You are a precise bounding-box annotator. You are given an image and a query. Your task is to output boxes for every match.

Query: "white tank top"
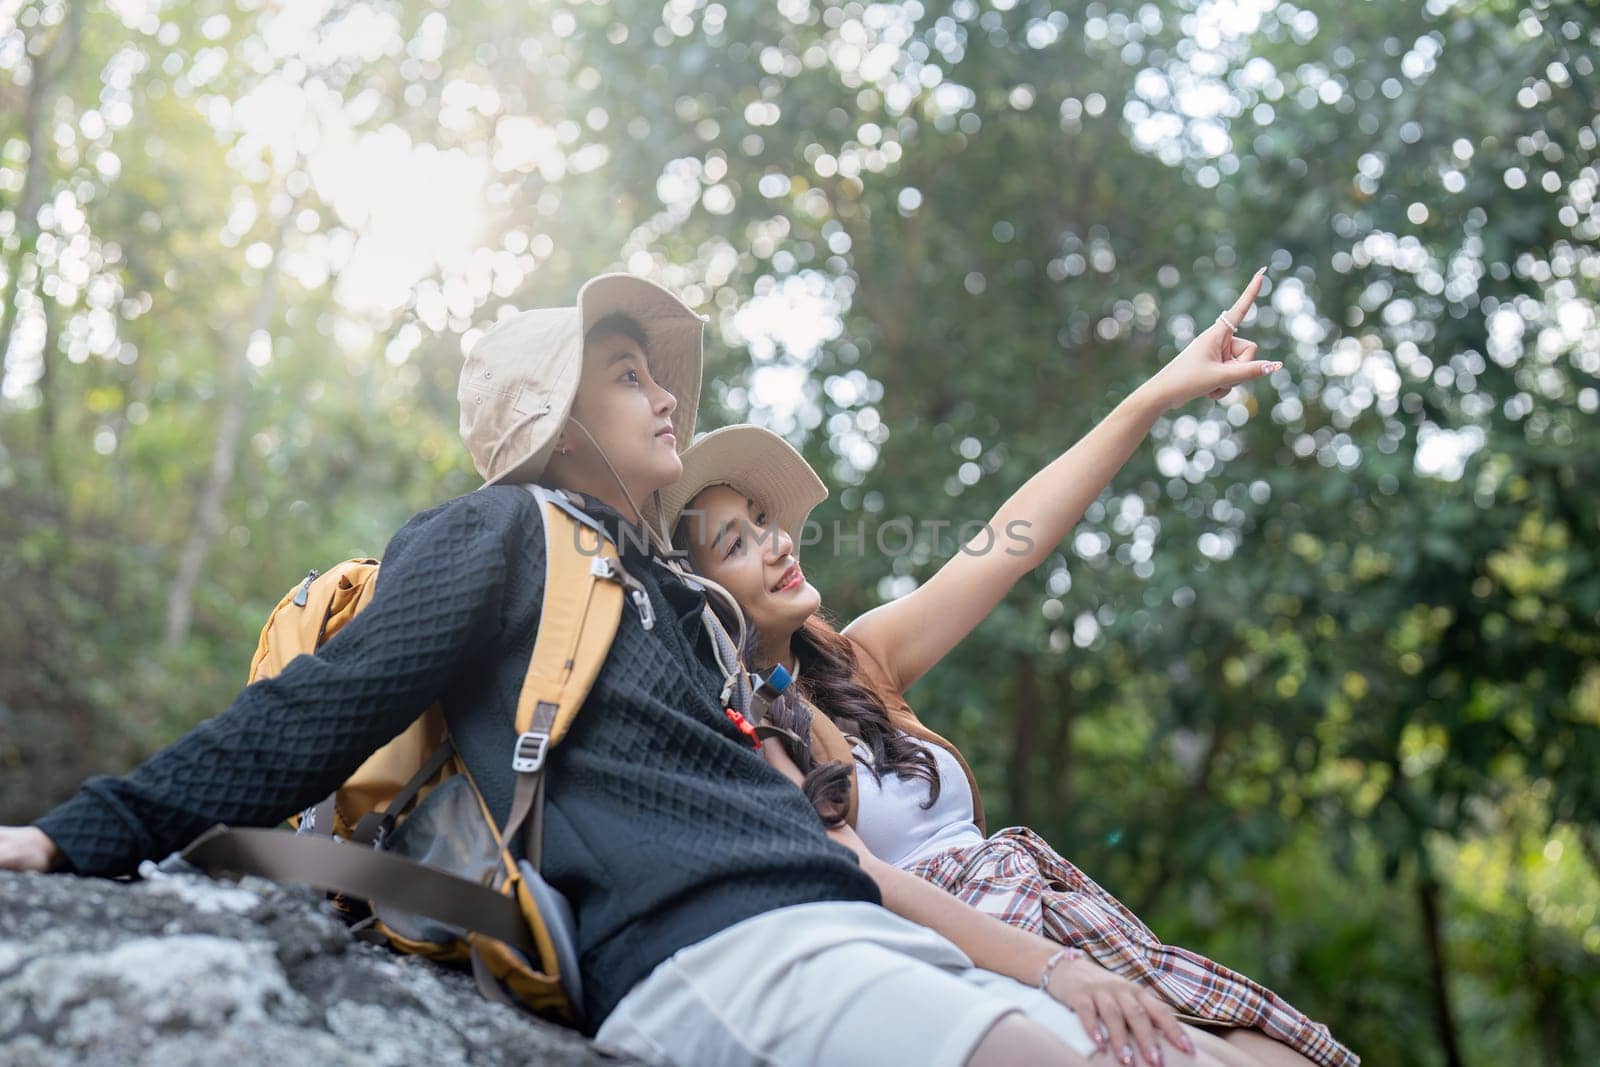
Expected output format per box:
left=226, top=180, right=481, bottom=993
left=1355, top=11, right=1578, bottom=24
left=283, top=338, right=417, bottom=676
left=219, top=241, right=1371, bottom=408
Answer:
left=851, top=737, right=985, bottom=869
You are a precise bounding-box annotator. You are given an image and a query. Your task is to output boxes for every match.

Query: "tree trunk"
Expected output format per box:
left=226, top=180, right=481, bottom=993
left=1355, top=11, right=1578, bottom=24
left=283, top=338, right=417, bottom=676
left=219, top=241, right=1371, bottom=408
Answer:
left=1575, top=824, right=1600, bottom=882
left=1416, top=870, right=1465, bottom=1067
left=1521, top=888, right=1570, bottom=1065
left=1046, top=674, right=1074, bottom=821
left=0, top=1, right=83, bottom=375
left=162, top=214, right=287, bottom=648
left=1006, top=657, right=1041, bottom=827
left=38, top=294, right=60, bottom=491
left=1132, top=722, right=1226, bottom=916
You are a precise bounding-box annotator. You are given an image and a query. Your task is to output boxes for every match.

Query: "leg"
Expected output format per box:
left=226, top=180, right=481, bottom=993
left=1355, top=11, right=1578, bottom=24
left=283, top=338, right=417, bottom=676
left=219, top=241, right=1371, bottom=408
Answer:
left=1220, top=1029, right=1319, bottom=1066
left=1149, top=1026, right=1259, bottom=1067
left=965, top=1013, right=1249, bottom=1067
left=956, top=968, right=1255, bottom=1067
left=596, top=900, right=1095, bottom=1067
left=968, top=1013, right=1093, bottom=1067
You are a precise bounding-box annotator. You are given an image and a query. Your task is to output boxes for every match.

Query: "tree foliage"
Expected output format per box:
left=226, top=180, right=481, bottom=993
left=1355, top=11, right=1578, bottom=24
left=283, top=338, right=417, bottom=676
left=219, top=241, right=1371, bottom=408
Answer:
left=3, top=1, right=1597, bottom=1061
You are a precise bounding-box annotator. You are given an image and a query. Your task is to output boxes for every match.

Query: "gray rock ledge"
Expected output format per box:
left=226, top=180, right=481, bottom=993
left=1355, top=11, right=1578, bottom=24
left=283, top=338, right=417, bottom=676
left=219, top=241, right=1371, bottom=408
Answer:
left=0, top=869, right=627, bottom=1067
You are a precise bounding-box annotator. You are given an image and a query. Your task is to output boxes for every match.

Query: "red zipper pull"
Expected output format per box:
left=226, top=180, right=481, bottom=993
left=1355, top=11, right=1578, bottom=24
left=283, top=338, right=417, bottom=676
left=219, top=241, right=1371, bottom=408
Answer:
left=724, top=707, right=762, bottom=750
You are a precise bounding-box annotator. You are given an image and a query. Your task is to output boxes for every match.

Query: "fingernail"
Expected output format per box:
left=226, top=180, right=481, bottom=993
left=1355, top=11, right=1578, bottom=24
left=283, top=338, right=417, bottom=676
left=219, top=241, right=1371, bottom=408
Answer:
left=1148, top=1045, right=1163, bottom=1066
left=1256, top=265, right=1267, bottom=275
left=1121, top=1046, right=1134, bottom=1065
left=1181, top=1035, right=1195, bottom=1054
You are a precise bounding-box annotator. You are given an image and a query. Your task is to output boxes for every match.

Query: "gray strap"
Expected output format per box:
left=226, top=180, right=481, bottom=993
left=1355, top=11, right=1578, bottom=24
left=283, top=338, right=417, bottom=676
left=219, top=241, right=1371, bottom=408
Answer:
left=470, top=944, right=519, bottom=1007
left=311, top=795, right=337, bottom=837
left=523, top=483, right=611, bottom=542
left=181, top=825, right=539, bottom=958
left=503, top=701, right=558, bottom=869
left=352, top=739, right=455, bottom=846
left=755, top=723, right=809, bottom=770
left=524, top=774, right=547, bottom=870
left=703, top=605, right=754, bottom=719
left=755, top=723, right=804, bottom=751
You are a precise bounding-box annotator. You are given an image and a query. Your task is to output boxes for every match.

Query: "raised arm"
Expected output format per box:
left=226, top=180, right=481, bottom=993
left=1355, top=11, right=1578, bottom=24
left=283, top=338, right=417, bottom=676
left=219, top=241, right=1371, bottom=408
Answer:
left=0, top=493, right=521, bottom=877
left=844, top=270, right=1280, bottom=691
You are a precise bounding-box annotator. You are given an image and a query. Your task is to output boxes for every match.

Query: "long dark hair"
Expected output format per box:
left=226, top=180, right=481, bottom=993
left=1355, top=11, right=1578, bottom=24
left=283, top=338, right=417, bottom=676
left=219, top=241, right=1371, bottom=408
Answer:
left=709, top=613, right=846, bottom=826
left=783, top=613, right=940, bottom=806
left=733, top=611, right=941, bottom=823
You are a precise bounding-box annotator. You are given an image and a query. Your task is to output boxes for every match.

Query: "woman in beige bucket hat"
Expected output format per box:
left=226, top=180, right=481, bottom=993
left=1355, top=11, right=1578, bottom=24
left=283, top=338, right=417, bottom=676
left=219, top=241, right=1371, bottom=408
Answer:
left=667, top=271, right=1356, bottom=1067
left=7, top=272, right=1146, bottom=1066
left=458, top=272, right=705, bottom=525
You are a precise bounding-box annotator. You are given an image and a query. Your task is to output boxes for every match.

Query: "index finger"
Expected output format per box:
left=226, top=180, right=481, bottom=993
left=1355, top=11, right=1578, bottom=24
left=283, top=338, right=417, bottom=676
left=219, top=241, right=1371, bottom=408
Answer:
left=1224, top=266, right=1269, bottom=327
left=1145, top=993, right=1193, bottom=1054
left=1095, top=990, right=1132, bottom=1064
left=1115, top=991, right=1161, bottom=1065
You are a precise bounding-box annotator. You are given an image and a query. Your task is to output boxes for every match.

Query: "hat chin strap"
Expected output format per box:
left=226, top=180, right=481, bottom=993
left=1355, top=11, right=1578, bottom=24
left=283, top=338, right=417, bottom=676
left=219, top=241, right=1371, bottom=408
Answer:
left=565, top=417, right=655, bottom=539
left=566, top=417, right=751, bottom=682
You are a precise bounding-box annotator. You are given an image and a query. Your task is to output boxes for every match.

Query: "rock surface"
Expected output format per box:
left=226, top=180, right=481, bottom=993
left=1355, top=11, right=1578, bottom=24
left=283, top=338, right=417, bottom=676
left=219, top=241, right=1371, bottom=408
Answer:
left=0, top=868, right=627, bottom=1066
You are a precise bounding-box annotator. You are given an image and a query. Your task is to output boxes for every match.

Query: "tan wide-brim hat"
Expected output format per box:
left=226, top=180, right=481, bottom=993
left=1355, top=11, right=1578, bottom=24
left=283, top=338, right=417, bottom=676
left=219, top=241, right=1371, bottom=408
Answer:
left=654, top=424, right=828, bottom=550
left=458, top=273, right=706, bottom=486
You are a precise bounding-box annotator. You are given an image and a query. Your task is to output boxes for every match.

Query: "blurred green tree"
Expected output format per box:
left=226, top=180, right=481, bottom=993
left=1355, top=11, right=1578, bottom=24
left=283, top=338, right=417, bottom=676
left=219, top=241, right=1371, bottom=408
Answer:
left=2, top=1, right=1596, bottom=1061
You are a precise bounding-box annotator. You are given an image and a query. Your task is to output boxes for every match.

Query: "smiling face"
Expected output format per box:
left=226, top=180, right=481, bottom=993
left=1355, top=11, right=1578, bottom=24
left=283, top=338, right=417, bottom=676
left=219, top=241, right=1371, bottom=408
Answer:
left=680, top=483, right=820, bottom=659
left=547, top=318, right=682, bottom=508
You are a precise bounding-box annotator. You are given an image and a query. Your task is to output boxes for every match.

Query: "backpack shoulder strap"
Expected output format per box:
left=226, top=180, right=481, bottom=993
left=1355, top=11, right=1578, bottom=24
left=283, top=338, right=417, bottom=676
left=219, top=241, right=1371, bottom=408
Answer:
left=517, top=485, right=628, bottom=748
left=700, top=605, right=750, bottom=713
left=502, top=485, right=628, bottom=865
left=532, top=483, right=610, bottom=538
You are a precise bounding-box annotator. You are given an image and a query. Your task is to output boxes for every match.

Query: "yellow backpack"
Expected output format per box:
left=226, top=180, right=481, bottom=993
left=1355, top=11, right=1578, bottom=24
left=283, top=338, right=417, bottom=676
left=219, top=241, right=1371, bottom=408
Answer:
left=179, top=485, right=691, bottom=1027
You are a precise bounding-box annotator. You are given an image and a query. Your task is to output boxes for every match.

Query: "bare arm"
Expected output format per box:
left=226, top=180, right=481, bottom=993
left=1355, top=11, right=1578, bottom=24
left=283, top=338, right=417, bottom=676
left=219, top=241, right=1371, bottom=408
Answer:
left=845, top=271, right=1280, bottom=691
left=835, top=821, right=1189, bottom=1065
left=2, top=496, right=516, bottom=876
left=0, top=827, right=62, bottom=871
left=760, top=743, right=1192, bottom=1065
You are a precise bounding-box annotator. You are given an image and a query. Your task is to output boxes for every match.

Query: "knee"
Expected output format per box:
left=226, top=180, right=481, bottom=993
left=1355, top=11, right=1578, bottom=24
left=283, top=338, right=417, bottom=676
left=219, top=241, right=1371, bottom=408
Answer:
left=967, top=1013, right=1093, bottom=1066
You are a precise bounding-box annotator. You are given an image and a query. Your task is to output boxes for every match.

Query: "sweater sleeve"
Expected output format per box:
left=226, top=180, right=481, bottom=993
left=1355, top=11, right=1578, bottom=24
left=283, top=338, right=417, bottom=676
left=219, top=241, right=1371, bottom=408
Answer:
left=33, top=494, right=512, bottom=877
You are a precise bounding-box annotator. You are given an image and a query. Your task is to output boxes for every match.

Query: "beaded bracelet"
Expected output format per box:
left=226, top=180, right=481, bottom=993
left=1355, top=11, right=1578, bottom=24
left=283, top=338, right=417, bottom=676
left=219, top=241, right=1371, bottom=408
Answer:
left=1037, top=945, right=1084, bottom=993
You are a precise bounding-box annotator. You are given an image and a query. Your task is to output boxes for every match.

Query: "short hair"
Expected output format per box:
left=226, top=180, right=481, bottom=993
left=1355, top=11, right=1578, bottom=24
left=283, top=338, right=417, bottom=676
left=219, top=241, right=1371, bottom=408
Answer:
left=584, top=312, right=649, bottom=353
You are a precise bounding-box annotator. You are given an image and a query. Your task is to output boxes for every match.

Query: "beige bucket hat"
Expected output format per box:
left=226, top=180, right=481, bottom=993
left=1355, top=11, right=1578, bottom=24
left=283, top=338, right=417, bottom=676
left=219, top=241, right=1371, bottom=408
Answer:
left=655, top=424, right=828, bottom=549
left=458, top=273, right=706, bottom=485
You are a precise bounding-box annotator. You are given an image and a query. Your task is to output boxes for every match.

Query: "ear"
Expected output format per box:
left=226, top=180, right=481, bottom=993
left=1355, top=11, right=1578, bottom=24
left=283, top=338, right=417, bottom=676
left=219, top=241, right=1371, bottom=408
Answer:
left=554, top=419, right=576, bottom=457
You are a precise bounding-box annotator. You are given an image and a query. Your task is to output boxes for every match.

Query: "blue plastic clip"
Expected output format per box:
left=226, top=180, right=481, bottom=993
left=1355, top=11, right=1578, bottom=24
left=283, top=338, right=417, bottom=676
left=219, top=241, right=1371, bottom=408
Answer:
left=761, top=663, right=793, bottom=696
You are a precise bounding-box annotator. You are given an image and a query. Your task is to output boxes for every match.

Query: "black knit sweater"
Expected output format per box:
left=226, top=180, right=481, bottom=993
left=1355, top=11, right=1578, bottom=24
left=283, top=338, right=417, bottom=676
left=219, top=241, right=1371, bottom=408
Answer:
left=34, top=485, right=880, bottom=1027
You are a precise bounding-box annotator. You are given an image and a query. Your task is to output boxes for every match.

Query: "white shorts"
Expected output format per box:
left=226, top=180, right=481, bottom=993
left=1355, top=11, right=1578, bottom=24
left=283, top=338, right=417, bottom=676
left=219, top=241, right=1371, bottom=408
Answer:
left=593, top=900, right=1097, bottom=1067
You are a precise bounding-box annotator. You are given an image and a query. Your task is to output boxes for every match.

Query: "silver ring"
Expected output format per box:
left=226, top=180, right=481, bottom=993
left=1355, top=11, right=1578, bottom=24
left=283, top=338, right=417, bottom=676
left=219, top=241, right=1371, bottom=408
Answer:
left=1215, top=311, right=1239, bottom=334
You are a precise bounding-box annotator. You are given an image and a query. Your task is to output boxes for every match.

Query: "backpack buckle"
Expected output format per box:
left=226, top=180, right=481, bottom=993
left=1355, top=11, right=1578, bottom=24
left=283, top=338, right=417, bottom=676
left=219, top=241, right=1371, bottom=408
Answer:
left=593, top=553, right=654, bottom=630
left=748, top=663, right=794, bottom=729
left=629, top=588, right=655, bottom=631
left=512, top=731, right=550, bottom=774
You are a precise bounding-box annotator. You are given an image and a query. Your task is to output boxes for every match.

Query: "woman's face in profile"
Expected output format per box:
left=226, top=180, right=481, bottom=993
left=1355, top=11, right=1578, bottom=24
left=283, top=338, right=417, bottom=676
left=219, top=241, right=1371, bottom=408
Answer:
left=682, top=484, right=820, bottom=647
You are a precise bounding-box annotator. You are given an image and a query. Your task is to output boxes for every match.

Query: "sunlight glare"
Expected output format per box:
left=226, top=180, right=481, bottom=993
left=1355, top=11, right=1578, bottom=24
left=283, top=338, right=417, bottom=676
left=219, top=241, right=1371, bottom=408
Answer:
left=310, top=127, right=490, bottom=315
